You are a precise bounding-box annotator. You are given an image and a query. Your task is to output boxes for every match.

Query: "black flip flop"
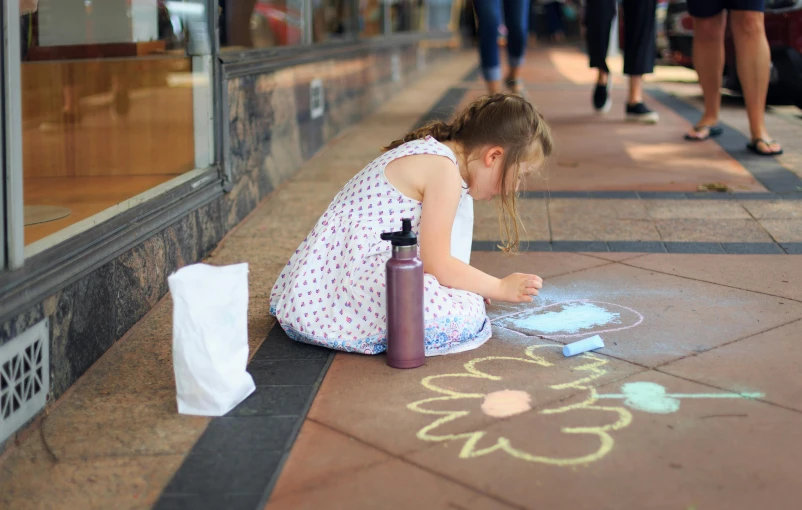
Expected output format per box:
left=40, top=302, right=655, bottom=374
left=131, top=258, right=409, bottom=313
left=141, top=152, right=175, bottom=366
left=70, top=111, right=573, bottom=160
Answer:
left=684, top=124, right=723, bottom=141
left=746, top=138, right=784, bottom=156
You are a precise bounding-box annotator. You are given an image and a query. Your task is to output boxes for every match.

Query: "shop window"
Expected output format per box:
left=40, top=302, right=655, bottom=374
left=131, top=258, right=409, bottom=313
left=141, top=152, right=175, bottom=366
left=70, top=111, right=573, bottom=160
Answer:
left=218, top=0, right=358, bottom=50
left=313, top=1, right=358, bottom=43
left=388, top=0, right=424, bottom=33
left=357, top=0, right=427, bottom=37
left=219, top=0, right=304, bottom=48
left=359, top=0, right=384, bottom=36
left=427, top=0, right=453, bottom=32
left=15, top=0, right=215, bottom=256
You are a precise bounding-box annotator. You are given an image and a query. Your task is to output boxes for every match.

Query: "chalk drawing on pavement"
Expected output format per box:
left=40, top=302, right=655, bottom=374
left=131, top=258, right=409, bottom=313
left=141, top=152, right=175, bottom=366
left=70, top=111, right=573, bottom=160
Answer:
left=408, top=300, right=763, bottom=466
left=494, top=300, right=644, bottom=339
left=406, top=344, right=633, bottom=466
left=597, top=381, right=764, bottom=414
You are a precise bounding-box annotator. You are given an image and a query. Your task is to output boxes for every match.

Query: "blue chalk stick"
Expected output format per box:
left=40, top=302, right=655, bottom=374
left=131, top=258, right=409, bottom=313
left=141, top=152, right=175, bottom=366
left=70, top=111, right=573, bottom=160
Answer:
left=563, top=335, right=605, bottom=357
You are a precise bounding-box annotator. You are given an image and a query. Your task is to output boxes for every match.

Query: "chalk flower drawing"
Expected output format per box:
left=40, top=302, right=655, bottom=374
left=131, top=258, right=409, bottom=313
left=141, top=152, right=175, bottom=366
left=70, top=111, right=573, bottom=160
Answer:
left=406, top=344, right=633, bottom=466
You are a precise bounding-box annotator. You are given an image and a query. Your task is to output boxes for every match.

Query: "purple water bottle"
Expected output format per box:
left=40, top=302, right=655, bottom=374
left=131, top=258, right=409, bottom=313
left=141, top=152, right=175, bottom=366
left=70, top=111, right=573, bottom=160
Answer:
left=380, top=218, right=425, bottom=369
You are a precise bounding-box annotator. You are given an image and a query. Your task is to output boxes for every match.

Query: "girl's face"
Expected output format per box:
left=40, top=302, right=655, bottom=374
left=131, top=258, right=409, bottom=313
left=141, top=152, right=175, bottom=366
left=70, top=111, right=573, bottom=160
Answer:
left=466, top=144, right=543, bottom=201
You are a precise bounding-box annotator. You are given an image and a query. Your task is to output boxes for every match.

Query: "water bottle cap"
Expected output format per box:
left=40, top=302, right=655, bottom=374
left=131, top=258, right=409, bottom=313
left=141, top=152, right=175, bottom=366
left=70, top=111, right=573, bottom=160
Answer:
left=380, top=218, right=418, bottom=247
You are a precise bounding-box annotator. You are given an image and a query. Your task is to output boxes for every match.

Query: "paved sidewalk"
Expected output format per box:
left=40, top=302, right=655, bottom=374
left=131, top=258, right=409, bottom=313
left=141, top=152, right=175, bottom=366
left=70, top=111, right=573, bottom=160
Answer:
left=1, top=47, right=801, bottom=510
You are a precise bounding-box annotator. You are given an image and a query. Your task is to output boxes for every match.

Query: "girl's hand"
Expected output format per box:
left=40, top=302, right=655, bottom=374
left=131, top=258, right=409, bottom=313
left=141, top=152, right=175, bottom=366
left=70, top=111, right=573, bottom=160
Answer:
left=498, top=273, right=543, bottom=303
left=484, top=297, right=492, bottom=306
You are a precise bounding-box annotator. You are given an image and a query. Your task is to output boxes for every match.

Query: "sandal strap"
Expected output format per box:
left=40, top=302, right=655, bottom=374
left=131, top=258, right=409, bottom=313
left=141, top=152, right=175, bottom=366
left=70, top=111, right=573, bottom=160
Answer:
left=753, top=138, right=777, bottom=146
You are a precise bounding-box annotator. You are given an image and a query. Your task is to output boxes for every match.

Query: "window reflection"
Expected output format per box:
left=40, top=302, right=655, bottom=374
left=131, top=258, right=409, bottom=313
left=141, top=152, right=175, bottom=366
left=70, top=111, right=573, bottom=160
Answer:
left=313, top=1, right=356, bottom=43
left=359, top=0, right=384, bottom=36
left=428, top=0, right=453, bottom=32
left=19, top=0, right=211, bottom=250
left=219, top=0, right=357, bottom=49
left=388, top=0, right=423, bottom=33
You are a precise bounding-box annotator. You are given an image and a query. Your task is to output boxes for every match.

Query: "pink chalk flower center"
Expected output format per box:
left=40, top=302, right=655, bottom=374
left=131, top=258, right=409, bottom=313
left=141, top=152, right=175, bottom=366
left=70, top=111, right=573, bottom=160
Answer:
left=481, top=389, right=532, bottom=418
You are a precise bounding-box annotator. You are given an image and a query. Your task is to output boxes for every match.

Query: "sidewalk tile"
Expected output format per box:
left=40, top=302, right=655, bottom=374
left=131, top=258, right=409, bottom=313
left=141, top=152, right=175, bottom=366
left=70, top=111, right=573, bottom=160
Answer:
left=625, top=253, right=802, bottom=300
left=0, top=437, right=185, bottom=510
left=655, top=219, right=773, bottom=243
left=473, top=199, right=550, bottom=241
left=646, top=200, right=751, bottom=219
left=551, top=216, right=660, bottom=241
left=548, top=199, right=649, bottom=220
left=270, top=421, right=390, bottom=500
left=405, top=371, right=802, bottom=510
left=759, top=219, right=802, bottom=242
left=39, top=388, right=208, bottom=460
left=491, top=262, right=802, bottom=367
left=306, top=331, right=643, bottom=458
left=471, top=251, right=610, bottom=280
left=661, top=319, right=802, bottom=412
left=742, top=200, right=802, bottom=219
left=266, top=458, right=510, bottom=510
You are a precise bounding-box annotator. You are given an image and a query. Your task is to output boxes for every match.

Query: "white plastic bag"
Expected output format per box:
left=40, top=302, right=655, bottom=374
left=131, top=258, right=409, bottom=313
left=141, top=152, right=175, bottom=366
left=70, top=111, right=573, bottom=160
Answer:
left=167, top=263, right=255, bottom=416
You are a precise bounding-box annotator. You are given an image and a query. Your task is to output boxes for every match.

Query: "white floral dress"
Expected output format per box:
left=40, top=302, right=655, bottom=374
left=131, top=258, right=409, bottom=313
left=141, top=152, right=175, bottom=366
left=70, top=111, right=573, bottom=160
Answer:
left=269, top=136, right=492, bottom=356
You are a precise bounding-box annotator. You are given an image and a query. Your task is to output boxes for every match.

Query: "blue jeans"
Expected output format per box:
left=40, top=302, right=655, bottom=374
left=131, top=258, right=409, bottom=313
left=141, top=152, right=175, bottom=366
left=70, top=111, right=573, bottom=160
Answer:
left=474, top=0, right=531, bottom=82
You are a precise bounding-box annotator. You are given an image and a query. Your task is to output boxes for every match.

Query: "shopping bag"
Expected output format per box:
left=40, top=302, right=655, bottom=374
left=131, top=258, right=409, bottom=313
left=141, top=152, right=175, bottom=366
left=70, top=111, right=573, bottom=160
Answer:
left=167, top=263, right=255, bottom=416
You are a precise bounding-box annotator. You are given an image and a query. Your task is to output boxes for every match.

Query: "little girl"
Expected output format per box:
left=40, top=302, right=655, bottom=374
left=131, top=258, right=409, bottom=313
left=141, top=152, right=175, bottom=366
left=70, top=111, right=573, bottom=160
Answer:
left=270, top=93, right=554, bottom=356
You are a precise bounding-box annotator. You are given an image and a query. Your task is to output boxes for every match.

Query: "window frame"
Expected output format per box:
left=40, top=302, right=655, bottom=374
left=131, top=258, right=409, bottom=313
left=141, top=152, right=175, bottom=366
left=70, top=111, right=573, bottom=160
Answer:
left=0, top=0, right=226, bottom=321
left=3, top=0, right=24, bottom=271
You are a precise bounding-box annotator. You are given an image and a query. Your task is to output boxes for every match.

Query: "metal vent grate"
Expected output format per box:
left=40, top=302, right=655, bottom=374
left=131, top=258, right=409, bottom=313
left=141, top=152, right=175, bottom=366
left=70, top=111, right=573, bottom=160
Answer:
left=310, top=79, right=324, bottom=120
left=0, top=319, right=49, bottom=444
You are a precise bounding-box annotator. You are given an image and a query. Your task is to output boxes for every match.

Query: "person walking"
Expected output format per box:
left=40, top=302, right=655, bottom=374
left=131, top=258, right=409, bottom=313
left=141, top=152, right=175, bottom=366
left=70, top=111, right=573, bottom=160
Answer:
left=585, top=0, right=660, bottom=123
left=541, top=0, right=566, bottom=43
left=683, top=0, right=782, bottom=156
left=474, top=0, right=532, bottom=94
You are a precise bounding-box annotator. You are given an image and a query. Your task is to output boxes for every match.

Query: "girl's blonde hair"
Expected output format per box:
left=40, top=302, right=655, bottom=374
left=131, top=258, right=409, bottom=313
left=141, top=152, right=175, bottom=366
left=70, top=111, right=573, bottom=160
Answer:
left=383, top=93, right=553, bottom=253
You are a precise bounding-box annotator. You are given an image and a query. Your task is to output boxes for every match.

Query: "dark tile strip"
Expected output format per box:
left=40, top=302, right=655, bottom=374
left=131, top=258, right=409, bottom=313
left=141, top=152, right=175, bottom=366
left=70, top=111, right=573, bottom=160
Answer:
left=684, top=192, right=734, bottom=201
left=647, top=88, right=802, bottom=194
left=720, top=242, right=786, bottom=255
left=519, top=241, right=553, bottom=252
left=781, top=243, right=802, bottom=254
left=590, top=191, right=640, bottom=199
left=606, top=241, right=667, bottom=253
left=413, top=87, right=468, bottom=128
left=664, top=242, right=725, bottom=254
left=550, top=241, right=610, bottom=252
left=462, top=66, right=481, bottom=83
left=473, top=240, right=795, bottom=254
left=154, top=327, right=335, bottom=510
left=472, top=240, right=503, bottom=252
left=637, top=191, right=696, bottom=200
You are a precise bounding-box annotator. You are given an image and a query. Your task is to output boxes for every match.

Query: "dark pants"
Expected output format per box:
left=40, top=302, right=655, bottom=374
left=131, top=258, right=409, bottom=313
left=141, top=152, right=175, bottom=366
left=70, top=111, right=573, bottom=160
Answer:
left=585, top=0, right=657, bottom=76
left=474, top=0, right=531, bottom=82
left=687, top=0, right=764, bottom=18
left=544, top=2, right=564, bottom=36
